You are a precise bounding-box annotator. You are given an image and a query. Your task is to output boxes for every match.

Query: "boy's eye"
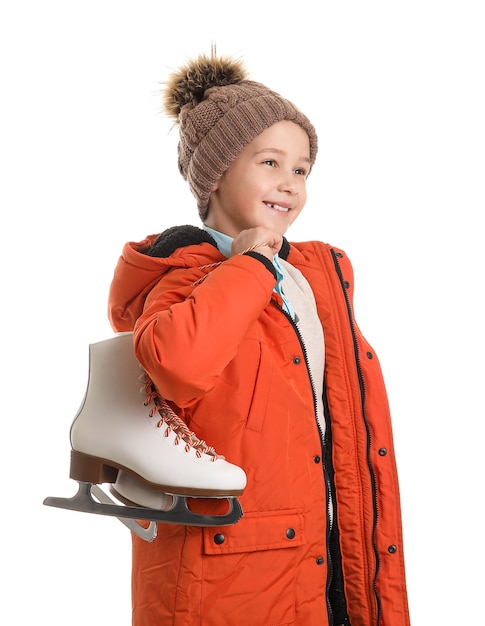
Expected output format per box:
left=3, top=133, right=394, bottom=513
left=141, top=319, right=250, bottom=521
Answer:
left=263, top=159, right=276, bottom=167
left=294, top=168, right=307, bottom=176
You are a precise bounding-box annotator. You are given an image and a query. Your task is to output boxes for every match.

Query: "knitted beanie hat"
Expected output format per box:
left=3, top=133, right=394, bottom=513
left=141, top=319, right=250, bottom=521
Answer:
left=163, top=53, right=318, bottom=220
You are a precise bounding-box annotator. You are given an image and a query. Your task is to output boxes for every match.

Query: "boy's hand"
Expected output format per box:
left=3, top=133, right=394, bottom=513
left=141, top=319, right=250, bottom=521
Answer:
left=231, top=228, right=283, bottom=260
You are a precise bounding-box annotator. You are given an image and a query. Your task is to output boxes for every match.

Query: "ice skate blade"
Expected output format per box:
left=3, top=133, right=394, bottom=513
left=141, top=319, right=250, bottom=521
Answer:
left=43, top=482, right=243, bottom=527
left=90, top=485, right=158, bottom=542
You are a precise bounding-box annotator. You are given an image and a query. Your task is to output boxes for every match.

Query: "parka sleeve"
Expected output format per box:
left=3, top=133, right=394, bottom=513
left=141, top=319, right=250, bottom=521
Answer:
left=133, top=253, right=276, bottom=406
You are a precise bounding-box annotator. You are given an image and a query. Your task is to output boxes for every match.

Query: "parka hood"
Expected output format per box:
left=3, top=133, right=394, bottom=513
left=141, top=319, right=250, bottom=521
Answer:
left=108, top=225, right=220, bottom=332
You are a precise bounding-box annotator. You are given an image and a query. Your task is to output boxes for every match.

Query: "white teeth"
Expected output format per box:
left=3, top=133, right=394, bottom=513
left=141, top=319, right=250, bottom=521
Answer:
left=266, top=202, right=288, bottom=212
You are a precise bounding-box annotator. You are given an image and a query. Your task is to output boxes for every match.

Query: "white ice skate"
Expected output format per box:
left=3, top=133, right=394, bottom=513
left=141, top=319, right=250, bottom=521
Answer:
left=43, top=332, right=246, bottom=541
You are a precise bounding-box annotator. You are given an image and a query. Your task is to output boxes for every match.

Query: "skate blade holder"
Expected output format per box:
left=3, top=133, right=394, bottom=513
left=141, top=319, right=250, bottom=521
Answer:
left=43, top=482, right=243, bottom=542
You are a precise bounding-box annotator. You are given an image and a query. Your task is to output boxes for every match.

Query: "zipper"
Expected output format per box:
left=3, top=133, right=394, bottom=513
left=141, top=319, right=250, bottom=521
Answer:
left=271, top=298, right=335, bottom=625
left=330, top=249, right=382, bottom=626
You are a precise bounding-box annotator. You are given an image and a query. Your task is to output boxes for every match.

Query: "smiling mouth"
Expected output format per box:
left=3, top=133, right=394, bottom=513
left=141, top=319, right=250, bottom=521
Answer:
left=264, top=202, right=289, bottom=213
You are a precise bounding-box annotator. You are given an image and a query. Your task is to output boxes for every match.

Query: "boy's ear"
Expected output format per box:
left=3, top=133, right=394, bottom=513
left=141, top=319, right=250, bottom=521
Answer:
left=211, top=180, right=219, bottom=192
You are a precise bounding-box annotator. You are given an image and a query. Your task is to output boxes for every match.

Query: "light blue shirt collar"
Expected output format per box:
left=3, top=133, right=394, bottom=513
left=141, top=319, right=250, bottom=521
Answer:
left=203, top=226, right=232, bottom=258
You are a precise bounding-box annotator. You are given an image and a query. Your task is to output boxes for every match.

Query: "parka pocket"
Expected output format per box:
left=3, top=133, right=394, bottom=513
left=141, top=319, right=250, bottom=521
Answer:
left=201, top=509, right=305, bottom=626
left=202, top=508, right=305, bottom=555
left=243, top=341, right=273, bottom=433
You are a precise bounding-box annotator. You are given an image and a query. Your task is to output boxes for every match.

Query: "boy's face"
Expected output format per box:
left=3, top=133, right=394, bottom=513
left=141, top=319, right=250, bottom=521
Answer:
left=205, top=121, right=311, bottom=238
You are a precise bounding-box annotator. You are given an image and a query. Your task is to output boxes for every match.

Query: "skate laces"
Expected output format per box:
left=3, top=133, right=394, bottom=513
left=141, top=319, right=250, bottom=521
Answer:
left=193, top=261, right=224, bottom=285
left=193, top=242, right=272, bottom=285
left=140, top=371, right=222, bottom=461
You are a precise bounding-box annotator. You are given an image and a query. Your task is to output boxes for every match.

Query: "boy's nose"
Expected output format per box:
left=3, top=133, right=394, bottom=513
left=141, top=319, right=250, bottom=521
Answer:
left=278, top=172, right=299, bottom=194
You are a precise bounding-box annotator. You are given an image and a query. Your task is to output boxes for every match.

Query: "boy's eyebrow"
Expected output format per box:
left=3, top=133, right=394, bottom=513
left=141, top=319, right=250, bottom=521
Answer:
left=254, top=147, right=312, bottom=164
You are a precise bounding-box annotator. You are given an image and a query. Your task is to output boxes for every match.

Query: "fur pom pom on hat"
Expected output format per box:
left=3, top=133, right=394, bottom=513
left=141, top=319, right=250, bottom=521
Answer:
left=163, top=53, right=318, bottom=220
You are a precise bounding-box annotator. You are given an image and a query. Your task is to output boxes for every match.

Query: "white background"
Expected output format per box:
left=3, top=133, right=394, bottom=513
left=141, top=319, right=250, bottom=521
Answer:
left=1, top=1, right=483, bottom=624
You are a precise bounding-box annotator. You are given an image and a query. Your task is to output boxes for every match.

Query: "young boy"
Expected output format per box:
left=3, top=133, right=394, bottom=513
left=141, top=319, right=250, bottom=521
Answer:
left=108, top=53, right=410, bottom=626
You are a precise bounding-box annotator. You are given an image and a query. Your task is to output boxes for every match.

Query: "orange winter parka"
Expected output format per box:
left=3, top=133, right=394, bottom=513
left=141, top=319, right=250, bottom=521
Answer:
left=108, top=225, right=410, bottom=626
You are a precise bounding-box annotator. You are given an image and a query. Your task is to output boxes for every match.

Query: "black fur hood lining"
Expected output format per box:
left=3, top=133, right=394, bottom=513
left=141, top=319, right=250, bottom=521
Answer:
left=146, top=224, right=290, bottom=261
